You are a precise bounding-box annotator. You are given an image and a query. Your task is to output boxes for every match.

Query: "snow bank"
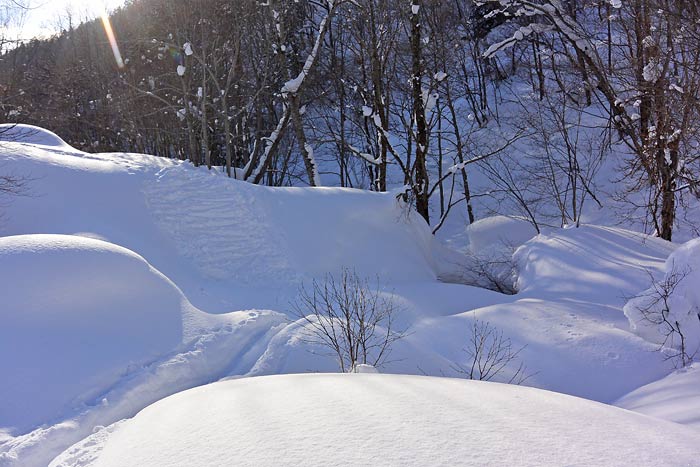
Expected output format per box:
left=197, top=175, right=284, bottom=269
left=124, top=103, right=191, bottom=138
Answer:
left=51, top=374, right=700, bottom=467
left=466, top=215, right=538, bottom=253
left=1, top=137, right=439, bottom=312
left=0, top=124, right=74, bottom=149
left=0, top=235, right=184, bottom=433
left=514, top=225, right=674, bottom=303
left=460, top=215, right=539, bottom=291
left=615, top=363, right=700, bottom=429
left=623, top=238, right=700, bottom=358
left=145, top=164, right=438, bottom=286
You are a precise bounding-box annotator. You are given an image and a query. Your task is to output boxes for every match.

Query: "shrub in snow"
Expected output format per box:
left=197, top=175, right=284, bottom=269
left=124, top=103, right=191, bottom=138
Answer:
left=624, top=238, right=700, bottom=367
left=462, top=216, right=538, bottom=293
left=451, top=319, right=531, bottom=384
left=291, top=268, right=406, bottom=372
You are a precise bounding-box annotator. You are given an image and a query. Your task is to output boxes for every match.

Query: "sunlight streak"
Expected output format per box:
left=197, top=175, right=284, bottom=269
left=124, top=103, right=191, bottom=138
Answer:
left=101, top=12, right=124, bottom=69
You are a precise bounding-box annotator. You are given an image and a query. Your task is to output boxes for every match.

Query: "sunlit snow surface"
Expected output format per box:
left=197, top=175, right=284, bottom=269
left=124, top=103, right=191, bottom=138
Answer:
left=1, top=125, right=699, bottom=466
left=51, top=374, right=700, bottom=467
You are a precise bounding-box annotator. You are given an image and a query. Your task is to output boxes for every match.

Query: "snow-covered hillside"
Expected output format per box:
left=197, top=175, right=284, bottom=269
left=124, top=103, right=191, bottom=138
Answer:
left=1, top=126, right=699, bottom=466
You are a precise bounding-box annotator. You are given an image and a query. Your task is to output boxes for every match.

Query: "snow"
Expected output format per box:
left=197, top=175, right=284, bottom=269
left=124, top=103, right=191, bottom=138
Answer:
left=1, top=126, right=697, bottom=466
left=643, top=60, right=661, bottom=82
left=624, top=237, right=700, bottom=358
left=50, top=374, right=700, bottom=467
left=615, top=363, right=700, bottom=429
left=515, top=225, right=675, bottom=301
left=466, top=215, right=538, bottom=255
left=0, top=124, right=73, bottom=149
left=0, top=234, right=184, bottom=434
left=0, top=137, right=437, bottom=313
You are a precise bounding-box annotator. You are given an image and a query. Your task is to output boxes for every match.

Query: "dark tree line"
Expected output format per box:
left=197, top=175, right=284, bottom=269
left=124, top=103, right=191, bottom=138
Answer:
left=2, top=0, right=700, bottom=239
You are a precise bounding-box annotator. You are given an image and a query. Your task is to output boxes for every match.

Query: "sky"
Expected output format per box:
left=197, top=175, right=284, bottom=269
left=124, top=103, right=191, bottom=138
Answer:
left=9, top=0, right=126, bottom=40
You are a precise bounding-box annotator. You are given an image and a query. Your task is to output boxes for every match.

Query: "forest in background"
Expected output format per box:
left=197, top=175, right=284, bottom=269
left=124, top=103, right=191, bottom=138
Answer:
left=2, top=0, right=700, bottom=240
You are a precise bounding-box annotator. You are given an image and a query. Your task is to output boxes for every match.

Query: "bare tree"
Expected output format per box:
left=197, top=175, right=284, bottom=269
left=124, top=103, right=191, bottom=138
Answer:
left=482, top=0, right=700, bottom=241
left=451, top=319, right=531, bottom=384
left=291, top=268, right=406, bottom=372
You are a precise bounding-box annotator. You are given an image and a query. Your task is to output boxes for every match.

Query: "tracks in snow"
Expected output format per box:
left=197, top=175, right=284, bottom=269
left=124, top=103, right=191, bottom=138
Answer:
left=143, top=166, right=298, bottom=285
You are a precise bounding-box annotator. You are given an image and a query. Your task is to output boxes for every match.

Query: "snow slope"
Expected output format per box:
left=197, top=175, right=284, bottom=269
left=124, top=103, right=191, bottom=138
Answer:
left=615, top=363, right=700, bottom=429
left=0, top=234, right=286, bottom=466
left=250, top=225, right=677, bottom=402
left=1, top=127, right=695, bottom=466
left=0, top=234, right=184, bottom=433
left=0, top=134, right=438, bottom=313
left=51, top=374, right=700, bottom=467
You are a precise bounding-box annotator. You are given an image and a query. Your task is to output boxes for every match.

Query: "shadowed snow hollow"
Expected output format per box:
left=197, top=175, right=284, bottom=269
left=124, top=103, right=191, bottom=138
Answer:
left=0, top=235, right=186, bottom=433
left=51, top=374, right=700, bottom=467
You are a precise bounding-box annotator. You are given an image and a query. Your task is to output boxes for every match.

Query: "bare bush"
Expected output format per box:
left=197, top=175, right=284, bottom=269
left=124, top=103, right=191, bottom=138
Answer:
left=291, top=268, right=406, bottom=372
left=632, top=267, right=699, bottom=368
left=452, top=319, right=531, bottom=384
left=463, top=243, right=518, bottom=295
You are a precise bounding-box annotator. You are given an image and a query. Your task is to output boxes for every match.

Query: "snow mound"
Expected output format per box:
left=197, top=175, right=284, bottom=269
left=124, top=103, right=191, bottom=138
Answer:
left=51, top=374, right=700, bottom=467
left=456, top=215, right=539, bottom=291
left=0, top=234, right=185, bottom=433
left=144, top=164, right=438, bottom=285
left=623, top=237, right=700, bottom=356
left=514, top=225, right=674, bottom=303
left=615, top=363, right=700, bottom=429
left=0, top=124, right=74, bottom=149
left=466, top=215, right=538, bottom=253
left=2, top=137, right=439, bottom=311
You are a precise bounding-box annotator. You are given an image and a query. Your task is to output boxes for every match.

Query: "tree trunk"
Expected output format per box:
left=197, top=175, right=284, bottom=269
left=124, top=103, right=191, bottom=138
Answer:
left=410, top=0, right=430, bottom=224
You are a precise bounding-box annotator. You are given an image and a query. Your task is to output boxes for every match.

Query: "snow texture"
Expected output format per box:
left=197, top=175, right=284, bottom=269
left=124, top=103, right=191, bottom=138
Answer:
left=51, top=374, right=700, bottom=467
left=0, top=127, right=696, bottom=466
left=0, top=124, right=74, bottom=148
left=0, top=235, right=184, bottom=433
left=615, top=363, right=700, bottom=429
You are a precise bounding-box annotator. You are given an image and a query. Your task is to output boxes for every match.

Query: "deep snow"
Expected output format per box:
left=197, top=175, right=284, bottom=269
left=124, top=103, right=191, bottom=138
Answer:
left=615, top=363, right=700, bottom=429
left=0, top=234, right=184, bottom=433
left=1, top=125, right=698, bottom=466
left=50, top=374, right=700, bottom=467
left=624, top=237, right=700, bottom=357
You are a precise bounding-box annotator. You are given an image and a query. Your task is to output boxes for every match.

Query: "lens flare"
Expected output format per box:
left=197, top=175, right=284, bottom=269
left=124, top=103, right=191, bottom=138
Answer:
left=101, top=12, right=124, bottom=69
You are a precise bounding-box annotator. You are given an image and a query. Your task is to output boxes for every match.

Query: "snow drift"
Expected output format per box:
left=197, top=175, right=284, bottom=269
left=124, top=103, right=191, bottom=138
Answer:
left=0, top=124, right=74, bottom=149
left=0, top=234, right=186, bottom=433
left=51, top=374, right=700, bottom=467
left=616, top=363, right=700, bottom=429
left=1, top=126, right=696, bottom=466
left=624, top=237, right=700, bottom=359
left=0, top=136, right=439, bottom=312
